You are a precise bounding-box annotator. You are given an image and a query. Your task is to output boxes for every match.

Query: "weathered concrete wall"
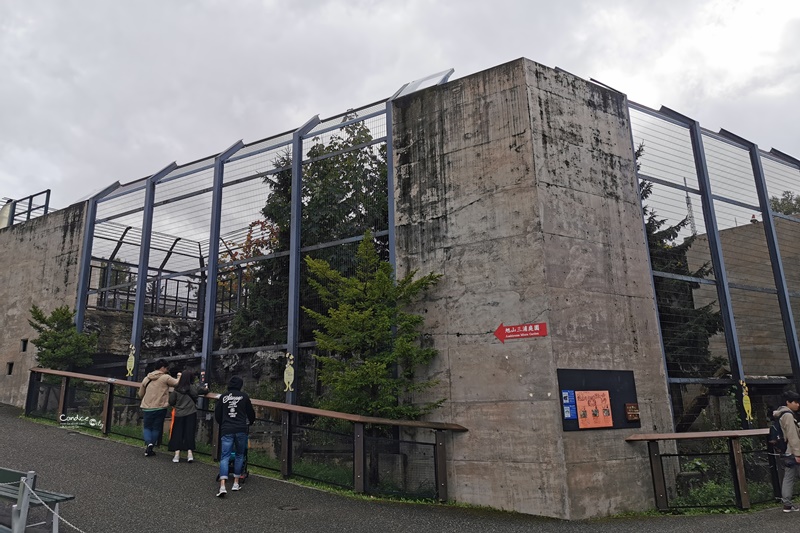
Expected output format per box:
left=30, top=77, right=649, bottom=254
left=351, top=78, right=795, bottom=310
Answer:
left=393, top=58, right=672, bottom=519
left=0, top=204, right=86, bottom=407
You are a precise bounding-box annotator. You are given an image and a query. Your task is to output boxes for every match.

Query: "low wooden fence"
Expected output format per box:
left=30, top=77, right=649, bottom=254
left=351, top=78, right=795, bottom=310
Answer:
left=626, top=429, right=778, bottom=511
left=25, top=367, right=467, bottom=501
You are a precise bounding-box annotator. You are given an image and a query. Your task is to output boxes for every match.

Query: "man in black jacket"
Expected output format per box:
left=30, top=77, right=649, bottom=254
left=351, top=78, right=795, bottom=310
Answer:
left=214, top=376, right=256, bottom=497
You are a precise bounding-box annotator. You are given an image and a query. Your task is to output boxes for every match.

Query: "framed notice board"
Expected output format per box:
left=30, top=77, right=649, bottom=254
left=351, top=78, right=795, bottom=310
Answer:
left=557, top=369, right=641, bottom=431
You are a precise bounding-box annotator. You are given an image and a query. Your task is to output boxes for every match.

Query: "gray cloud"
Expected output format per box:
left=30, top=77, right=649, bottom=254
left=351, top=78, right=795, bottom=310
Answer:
left=1, top=0, right=798, bottom=208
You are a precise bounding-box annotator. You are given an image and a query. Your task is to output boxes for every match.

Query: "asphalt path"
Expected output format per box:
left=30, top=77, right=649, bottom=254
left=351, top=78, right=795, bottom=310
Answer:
left=1, top=403, right=797, bottom=533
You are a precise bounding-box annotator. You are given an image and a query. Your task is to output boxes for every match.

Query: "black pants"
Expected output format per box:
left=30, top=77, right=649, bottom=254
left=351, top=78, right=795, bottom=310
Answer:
left=168, top=412, right=198, bottom=451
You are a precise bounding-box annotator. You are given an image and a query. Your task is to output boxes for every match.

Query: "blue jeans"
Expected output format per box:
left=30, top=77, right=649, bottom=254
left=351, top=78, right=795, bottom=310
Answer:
left=142, top=409, right=167, bottom=447
left=219, top=432, right=248, bottom=480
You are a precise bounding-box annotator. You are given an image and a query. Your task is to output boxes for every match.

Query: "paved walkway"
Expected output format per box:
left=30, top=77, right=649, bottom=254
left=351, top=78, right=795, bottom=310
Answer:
left=1, top=403, right=796, bottom=533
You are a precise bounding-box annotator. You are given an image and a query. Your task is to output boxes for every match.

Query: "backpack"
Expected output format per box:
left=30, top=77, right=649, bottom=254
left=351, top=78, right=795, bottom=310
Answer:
left=770, top=411, right=794, bottom=454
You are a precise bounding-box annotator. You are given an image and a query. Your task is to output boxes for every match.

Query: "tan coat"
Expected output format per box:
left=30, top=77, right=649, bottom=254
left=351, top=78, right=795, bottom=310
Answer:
left=138, top=370, right=179, bottom=410
left=774, top=406, right=800, bottom=457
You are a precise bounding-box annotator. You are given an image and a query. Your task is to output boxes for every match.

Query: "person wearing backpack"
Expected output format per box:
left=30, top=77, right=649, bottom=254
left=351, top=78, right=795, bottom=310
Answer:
left=168, top=369, right=209, bottom=463
left=773, top=391, right=800, bottom=512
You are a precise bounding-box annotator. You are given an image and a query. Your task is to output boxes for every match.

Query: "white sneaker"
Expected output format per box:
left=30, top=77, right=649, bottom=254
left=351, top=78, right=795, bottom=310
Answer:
left=187, top=456, right=193, bottom=463
left=172, top=456, right=180, bottom=463
left=231, top=483, right=241, bottom=491
left=216, top=486, right=227, bottom=498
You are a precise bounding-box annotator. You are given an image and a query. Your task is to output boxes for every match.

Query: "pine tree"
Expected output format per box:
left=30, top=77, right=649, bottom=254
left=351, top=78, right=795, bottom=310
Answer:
left=230, top=114, right=388, bottom=349
left=638, top=145, right=725, bottom=431
left=303, top=230, right=443, bottom=420
left=28, top=305, right=98, bottom=370
left=641, top=180, right=724, bottom=378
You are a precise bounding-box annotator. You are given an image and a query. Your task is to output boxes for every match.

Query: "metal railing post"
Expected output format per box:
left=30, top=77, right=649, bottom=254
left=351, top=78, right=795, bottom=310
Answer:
left=767, top=437, right=781, bottom=499
left=354, top=422, right=365, bottom=493
left=729, top=437, right=751, bottom=509
left=434, top=429, right=448, bottom=501
left=647, top=440, right=669, bottom=511
left=101, top=383, right=115, bottom=435
left=24, top=371, right=39, bottom=416
left=211, top=416, right=220, bottom=461
left=57, top=377, right=70, bottom=420
left=281, top=410, right=293, bottom=478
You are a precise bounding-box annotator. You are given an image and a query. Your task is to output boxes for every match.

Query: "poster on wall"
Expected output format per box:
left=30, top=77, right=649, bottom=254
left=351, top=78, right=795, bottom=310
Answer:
left=576, top=390, right=613, bottom=429
left=562, top=389, right=577, bottom=420
left=556, top=369, right=640, bottom=431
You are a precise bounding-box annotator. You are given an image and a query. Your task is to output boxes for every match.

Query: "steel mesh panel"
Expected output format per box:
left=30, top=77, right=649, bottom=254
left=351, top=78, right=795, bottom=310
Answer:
left=630, top=108, right=699, bottom=189
left=364, top=434, right=437, bottom=499
left=703, top=134, right=758, bottom=203
left=729, top=287, right=792, bottom=377
left=293, top=422, right=355, bottom=489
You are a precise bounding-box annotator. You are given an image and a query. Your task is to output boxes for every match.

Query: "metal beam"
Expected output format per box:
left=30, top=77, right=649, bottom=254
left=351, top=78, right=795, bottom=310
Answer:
left=286, top=115, right=321, bottom=405
left=660, top=107, right=747, bottom=428
left=130, top=163, right=177, bottom=381
left=200, top=140, right=244, bottom=382
left=74, top=181, right=121, bottom=332
left=385, top=100, right=397, bottom=271
left=719, top=129, right=800, bottom=393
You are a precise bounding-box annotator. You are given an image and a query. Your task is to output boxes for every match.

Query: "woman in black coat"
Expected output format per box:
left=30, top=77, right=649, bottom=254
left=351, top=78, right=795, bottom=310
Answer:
left=168, top=370, right=209, bottom=463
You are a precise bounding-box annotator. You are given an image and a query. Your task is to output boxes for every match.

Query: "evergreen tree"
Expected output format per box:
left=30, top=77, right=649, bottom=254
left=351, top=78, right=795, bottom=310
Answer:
left=28, top=305, right=98, bottom=370
left=770, top=190, right=800, bottom=215
left=303, top=230, right=443, bottom=420
left=641, top=179, right=724, bottom=378
left=637, top=142, right=723, bottom=379
left=230, top=114, right=388, bottom=348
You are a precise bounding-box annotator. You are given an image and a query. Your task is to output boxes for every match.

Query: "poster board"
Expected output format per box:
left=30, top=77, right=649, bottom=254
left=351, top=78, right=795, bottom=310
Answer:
left=557, top=369, right=640, bottom=431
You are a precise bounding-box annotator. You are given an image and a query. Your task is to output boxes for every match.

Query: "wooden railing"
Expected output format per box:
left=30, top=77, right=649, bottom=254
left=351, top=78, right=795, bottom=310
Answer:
left=25, top=367, right=467, bottom=500
left=626, top=429, right=774, bottom=511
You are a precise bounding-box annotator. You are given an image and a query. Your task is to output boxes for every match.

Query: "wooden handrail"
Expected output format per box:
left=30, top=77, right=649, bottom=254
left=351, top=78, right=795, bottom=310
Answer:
left=29, top=367, right=468, bottom=432
left=625, top=429, right=768, bottom=441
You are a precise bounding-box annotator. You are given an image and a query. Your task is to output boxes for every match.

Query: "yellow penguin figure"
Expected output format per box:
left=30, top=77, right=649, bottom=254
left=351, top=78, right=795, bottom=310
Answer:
left=126, top=344, right=135, bottom=377
left=740, top=380, right=753, bottom=424
left=283, top=353, right=295, bottom=392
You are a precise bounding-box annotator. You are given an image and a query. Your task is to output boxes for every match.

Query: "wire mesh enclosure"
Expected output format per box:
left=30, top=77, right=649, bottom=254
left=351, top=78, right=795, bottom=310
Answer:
left=77, top=98, right=394, bottom=393
left=630, top=102, right=800, bottom=433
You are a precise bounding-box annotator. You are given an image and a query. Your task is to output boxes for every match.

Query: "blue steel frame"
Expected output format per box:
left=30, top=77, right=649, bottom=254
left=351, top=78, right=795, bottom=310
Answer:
left=659, top=107, right=747, bottom=427
left=74, top=72, right=451, bottom=396
left=661, top=107, right=744, bottom=390
left=130, top=163, right=178, bottom=381
left=199, top=141, right=244, bottom=379
left=286, top=115, right=320, bottom=405
left=75, top=182, right=122, bottom=332
left=718, top=130, right=800, bottom=394
left=631, top=102, right=800, bottom=427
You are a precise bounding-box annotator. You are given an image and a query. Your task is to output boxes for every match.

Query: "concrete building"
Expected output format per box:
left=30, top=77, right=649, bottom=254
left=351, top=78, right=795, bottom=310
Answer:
left=7, top=57, right=780, bottom=519
left=393, top=58, right=671, bottom=518
left=0, top=204, right=86, bottom=406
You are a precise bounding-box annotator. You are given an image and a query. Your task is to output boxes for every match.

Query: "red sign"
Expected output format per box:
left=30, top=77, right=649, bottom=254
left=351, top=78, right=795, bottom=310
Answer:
left=494, top=322, right=548, bottom=343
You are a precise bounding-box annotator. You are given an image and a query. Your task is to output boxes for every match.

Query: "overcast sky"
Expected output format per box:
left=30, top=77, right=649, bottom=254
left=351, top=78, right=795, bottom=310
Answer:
left=2, top=0, right=798, bottom=209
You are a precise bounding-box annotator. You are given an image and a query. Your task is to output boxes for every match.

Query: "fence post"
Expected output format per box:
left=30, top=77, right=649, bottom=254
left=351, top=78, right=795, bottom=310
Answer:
left=211, top=417, right=220, bottom=461
left=729, top=437, right=751, bottom=509
left=434, top=429, right=448, bottom=502
left=101, top=383, right=115, bottom=435
left=767, top=437, right=781, bottom=500
left=354, top=422, right=365, bottom=493
left=647, top=440, right=669, bottom=511
left=281, top=411, right=293, bottom=478
left=57, top=377, right=70, bottom=421
left=24, top=371, right=39, bottom=416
